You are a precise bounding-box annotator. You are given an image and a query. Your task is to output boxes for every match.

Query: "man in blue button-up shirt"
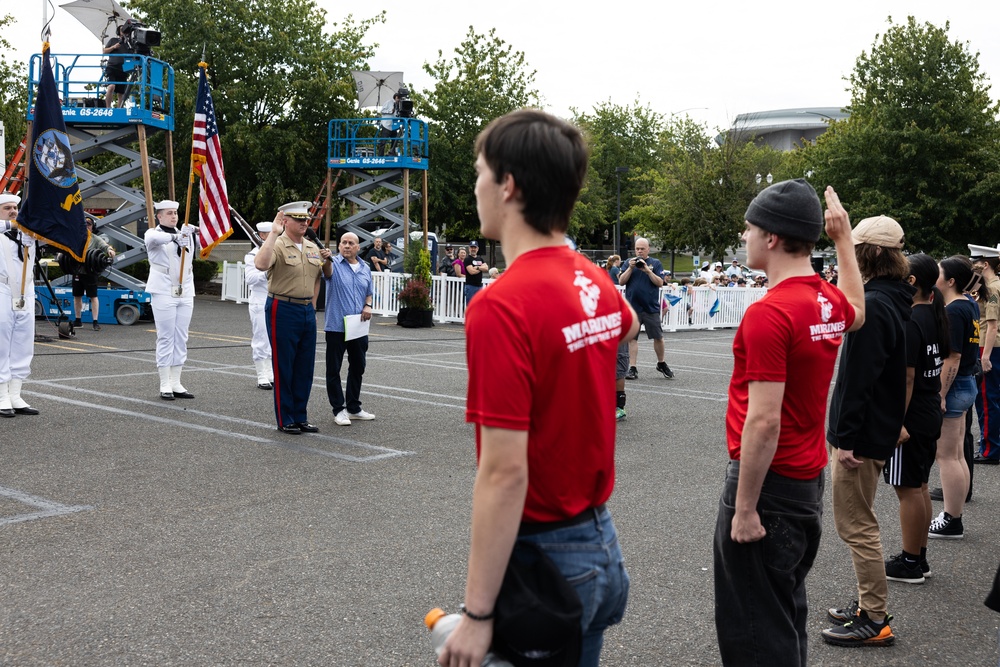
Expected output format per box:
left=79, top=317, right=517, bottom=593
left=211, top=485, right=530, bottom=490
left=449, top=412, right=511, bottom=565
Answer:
left=324, top=232, right=376, bottom=426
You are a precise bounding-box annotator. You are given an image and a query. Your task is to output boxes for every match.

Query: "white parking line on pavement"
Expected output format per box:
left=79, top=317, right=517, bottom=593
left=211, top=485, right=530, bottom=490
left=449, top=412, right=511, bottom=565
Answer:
left=25, top=386, right=413, bottom=463
left=0, top=485, right=94, bottom=526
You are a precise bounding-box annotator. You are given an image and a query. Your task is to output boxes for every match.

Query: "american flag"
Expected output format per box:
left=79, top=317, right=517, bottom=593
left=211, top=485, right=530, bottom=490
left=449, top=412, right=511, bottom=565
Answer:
left=191, top=66, right=232, bottom=258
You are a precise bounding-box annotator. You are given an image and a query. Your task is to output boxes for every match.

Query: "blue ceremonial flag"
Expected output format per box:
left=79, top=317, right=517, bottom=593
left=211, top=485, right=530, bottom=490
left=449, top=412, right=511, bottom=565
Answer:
left=17, top=47, right=89, bottom=262
left=709, top=295, right=721, bottom=317
left=663, top=294, right=682, bottom=306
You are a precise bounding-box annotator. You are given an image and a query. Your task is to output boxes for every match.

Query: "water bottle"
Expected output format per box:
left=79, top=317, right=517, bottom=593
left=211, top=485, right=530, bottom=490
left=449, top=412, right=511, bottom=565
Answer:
left=424, top=608, right=513, bottom=667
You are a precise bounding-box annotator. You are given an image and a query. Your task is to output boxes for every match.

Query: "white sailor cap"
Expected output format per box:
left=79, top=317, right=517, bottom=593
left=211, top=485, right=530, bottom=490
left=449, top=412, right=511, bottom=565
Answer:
left=256, top=221, right=273, bottom=233
left=968, top=244, right=1000, bottom=259
left=154, top=199, right=180, bottom=211
left=278, top=201, right=311, bottom=218
left=0, top=193, right=21, bottom=206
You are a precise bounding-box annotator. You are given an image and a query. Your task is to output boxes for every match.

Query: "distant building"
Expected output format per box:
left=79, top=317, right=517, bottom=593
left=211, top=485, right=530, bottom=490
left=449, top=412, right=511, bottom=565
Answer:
left=717, top=107, right=850, bottom=151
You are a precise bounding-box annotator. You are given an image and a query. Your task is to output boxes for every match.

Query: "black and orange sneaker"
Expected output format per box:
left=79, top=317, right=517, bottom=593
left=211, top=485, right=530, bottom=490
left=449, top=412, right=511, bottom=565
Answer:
left=827, top=600, right=859, bottom=625
left=821, top=609, right=894, bottom=647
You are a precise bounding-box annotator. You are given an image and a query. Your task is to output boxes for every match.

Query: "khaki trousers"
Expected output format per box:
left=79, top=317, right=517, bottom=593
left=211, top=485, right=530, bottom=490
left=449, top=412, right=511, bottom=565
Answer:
left=831, top=450, right=888, bottom=618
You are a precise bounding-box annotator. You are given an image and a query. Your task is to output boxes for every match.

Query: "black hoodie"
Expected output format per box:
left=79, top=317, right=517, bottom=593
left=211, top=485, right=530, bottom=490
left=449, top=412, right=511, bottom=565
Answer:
left=827, top=279, right=916, bottom=461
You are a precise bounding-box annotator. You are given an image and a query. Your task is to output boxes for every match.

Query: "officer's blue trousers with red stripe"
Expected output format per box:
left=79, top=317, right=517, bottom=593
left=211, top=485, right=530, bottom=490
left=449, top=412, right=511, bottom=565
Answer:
left=265, top=298, right=316, bottom=428
left=975, top=347, right=1000, bottom=460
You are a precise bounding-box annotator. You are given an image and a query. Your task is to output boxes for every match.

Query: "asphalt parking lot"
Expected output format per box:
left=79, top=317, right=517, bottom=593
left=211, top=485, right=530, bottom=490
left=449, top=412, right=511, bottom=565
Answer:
left=2, top=295, right=999, bottom=666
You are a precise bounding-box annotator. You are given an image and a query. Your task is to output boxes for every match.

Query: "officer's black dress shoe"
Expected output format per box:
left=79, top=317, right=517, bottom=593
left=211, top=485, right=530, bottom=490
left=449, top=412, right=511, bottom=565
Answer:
left=160, top=392, right=175, bottom=401
left=258, top=382, right=273, bottom=390
left=0, top=408, right=14, bottom=418
left=278, top=424, right=302, bottom=435
left=14, top=406, right=39, bottom=415
left=973, top=454, right=999, bottom=465
left=295, top=422, right=319, bottom=433
left=172, top=391, right=195, bottom=399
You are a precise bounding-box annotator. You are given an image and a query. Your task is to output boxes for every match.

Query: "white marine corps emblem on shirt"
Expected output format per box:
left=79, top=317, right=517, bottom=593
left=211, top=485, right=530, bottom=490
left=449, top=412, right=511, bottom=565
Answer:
left=817, top=293, right=833, bottom=322
left=574, top=270, right=600, bottom=317
left=808, top=292, right=845, bottom=342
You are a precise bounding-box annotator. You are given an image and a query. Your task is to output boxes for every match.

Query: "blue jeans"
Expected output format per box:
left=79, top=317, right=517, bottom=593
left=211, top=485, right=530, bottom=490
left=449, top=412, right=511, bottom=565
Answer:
left=518, top=507, right=629, bottom=667
left=714, top=461, right=823, bottom=667
left=464, top=284, right=483, bottom=306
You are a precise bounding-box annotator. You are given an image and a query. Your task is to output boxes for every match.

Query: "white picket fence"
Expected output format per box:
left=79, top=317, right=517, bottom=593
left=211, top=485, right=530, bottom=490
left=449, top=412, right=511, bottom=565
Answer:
left=220, top=261, right=767, bottom=330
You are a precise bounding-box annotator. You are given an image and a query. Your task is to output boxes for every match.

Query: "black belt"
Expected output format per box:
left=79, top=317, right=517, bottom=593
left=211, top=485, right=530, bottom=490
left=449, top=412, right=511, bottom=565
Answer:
left=268, top=293, right=312, bottom=305
left=518, top=503, right=606, bottom=536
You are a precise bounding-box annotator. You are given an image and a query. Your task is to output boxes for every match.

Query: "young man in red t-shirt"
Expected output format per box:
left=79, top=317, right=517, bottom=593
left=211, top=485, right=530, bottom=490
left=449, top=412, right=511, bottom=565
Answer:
left=713, top=180, right=866, bottom=666
left=439, top=109, right=638, bottom=667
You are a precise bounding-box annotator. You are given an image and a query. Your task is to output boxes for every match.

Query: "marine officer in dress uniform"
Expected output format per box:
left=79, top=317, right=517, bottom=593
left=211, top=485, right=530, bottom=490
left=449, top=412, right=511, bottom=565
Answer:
left=244, top=221, right=274, bottom=390
left=0, top=193, right=40, bottom=417
left=144, top=200, right=199, bottom=400
left=254, top=201, right=332, bottom=434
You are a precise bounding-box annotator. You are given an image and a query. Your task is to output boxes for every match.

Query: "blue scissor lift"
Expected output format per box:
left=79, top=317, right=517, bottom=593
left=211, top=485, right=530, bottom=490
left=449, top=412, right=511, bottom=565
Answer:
left=325, top=117, right=430, bottom=268
left=25, top=52, right=175, bottom=324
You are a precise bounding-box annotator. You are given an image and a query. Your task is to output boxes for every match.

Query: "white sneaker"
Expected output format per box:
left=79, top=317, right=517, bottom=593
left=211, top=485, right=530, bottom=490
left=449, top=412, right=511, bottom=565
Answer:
left=348, top=409, right=375, bottom=421
left=334, top=409, right=352, bottom=426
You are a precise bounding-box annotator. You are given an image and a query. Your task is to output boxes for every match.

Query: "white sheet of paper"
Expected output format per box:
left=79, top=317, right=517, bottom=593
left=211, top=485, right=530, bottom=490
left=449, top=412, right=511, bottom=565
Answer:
left=344, top=314, right=370, bottom=341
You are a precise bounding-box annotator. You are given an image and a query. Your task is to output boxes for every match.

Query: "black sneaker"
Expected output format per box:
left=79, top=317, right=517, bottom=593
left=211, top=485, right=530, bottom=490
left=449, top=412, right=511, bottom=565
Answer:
left=928, top=511, right=964, bottom=539
left=884, top=553, right=925, bottom=584
left=921, top=558, right=932, bottom=578
left=73, top=318, right=82, bottom=327
left=827, top=600, right=859, bottom=625
left=656, top=361, right=674, bottom=379
left=92, top=321, right=101, bottom=331
left=625, top=366, right=638, bottom=380
left=821, top=610, right=895, bottom=647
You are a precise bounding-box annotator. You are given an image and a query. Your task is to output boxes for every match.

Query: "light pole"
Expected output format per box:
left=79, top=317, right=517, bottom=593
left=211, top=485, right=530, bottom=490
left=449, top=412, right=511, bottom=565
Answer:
left=615, top=166, right=629, bottom=257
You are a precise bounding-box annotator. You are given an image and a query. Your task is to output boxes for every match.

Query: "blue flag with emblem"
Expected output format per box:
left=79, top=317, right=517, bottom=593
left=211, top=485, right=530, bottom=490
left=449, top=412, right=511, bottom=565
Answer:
left=709, top=294, right=721, bottom=317
left=17, top=46, right=89, bottom=262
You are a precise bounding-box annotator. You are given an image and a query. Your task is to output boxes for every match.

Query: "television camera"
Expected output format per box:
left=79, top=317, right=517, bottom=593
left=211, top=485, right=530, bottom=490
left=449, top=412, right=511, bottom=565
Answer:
left=120, top=18, right=161, bottom=56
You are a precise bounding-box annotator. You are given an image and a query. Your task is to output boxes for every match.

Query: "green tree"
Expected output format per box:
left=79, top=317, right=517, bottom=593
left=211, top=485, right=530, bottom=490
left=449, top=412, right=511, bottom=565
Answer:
left=573, top=100, right=665, bottom=248
left=126, top=0, right=382, bottom=223
left=628, top=116, right=787, bottom=261
left=0, top=14, right=27, bottom=168
left=418, top=27, right=540, bottom=242
left=803, top=16, right=1000, bottom=255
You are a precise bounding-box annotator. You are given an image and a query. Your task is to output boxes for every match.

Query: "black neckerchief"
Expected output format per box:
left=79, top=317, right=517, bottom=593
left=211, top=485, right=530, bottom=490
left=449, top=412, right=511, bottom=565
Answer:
left=3, top=228, right=24, bottom=262
left=158, top=224, right=182, bottom=256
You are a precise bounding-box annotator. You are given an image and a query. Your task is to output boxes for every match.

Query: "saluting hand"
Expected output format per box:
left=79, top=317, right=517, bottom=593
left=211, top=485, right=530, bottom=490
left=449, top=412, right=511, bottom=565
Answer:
left=271, top=212, right=285, bottom=237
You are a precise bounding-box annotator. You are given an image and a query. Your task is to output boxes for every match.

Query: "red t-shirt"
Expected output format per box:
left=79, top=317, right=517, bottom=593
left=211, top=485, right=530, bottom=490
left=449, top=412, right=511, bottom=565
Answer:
left=726, top=274, right=855, bottom=479
left=465, top=245, right=634, bottom=522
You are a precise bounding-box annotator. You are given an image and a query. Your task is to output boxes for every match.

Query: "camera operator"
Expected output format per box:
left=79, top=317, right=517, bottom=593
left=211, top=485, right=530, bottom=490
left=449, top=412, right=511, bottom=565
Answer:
left=378, top=91, right=403, bottom=157
left=72, top=216, right=116, bottom=331
left=103, top=23, right=130, bottom=108
left=619, top=237, right=674, bottom=379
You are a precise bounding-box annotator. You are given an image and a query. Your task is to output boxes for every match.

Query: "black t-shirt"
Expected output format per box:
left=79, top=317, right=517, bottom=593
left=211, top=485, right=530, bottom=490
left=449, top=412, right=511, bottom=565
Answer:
left=946, top=296, right=980, bottom=376
left=464, top=253, right=485, bottom=286
left=368, top=247, right=388, bottom=272
left=105, top=37, right=125, bottom=69
left=904, top=303, right=944, bottom=436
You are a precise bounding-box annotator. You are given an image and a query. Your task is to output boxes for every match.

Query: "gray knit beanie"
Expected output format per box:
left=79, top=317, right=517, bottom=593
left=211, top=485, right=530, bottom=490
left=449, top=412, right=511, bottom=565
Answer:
left=744, top=179, right=823, bottom=243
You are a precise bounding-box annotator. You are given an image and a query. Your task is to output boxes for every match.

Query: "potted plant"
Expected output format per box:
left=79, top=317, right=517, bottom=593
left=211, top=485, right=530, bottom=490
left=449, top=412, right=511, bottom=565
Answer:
left=397, top=245, right=434, bottom=328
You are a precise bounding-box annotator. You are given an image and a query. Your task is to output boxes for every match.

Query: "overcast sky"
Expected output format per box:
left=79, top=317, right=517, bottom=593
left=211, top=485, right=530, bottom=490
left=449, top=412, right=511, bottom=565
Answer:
left=7, top=0, right=1000, bottom=132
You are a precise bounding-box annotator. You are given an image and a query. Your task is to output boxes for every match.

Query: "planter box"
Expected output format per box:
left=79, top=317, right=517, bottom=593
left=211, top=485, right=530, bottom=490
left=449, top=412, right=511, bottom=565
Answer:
left=397, top=307, right=434, bottom=328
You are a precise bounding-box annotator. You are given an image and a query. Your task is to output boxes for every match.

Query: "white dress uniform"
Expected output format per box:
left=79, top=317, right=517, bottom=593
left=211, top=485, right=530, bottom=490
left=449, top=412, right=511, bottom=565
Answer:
left=244, top=239, right=273, bottom=389
left=0, top=221, right=38, bottom=415
left=144, top=216, right=199, bottom=399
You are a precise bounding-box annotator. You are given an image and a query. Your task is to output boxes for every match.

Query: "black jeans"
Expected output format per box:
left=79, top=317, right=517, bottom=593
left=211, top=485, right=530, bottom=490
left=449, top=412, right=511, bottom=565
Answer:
left=713, top=461, right=823, bottom=667
left=325, top=332, right=368, bottom=414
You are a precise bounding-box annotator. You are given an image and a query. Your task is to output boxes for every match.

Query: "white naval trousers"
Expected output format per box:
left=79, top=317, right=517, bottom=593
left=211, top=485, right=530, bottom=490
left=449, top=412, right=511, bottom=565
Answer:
left=0, top=285, right=34, bottom=382
left=151, top=293, right=193, bottom=367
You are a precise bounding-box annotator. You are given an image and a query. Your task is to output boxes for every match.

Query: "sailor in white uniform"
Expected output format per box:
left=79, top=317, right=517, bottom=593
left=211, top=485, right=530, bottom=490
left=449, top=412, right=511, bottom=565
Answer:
left=244, top=221, right=274, bottom=389
left=144, top=199, right=199, bottom=400
left=0, top=193, right=40, bottom=417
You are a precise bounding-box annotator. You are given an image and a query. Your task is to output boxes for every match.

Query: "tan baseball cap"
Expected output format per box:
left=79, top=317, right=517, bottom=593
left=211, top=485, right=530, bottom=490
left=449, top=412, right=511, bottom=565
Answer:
left=852, top=215, right=904, bottom=249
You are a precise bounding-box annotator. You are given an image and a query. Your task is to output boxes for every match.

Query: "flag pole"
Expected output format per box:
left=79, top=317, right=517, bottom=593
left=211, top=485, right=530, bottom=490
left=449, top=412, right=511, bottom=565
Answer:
left=179, top=56, right=209, bottom=291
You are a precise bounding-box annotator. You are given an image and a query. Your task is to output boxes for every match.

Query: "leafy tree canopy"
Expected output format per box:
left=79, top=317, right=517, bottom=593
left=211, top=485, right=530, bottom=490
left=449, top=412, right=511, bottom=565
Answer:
left=0, top=14, right=27, bottom=167
left=418, top=26, right=539, bottom=242
left=126, top=0, right=383, bottom=223
left=803, top=16, right=1000, bottom=255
